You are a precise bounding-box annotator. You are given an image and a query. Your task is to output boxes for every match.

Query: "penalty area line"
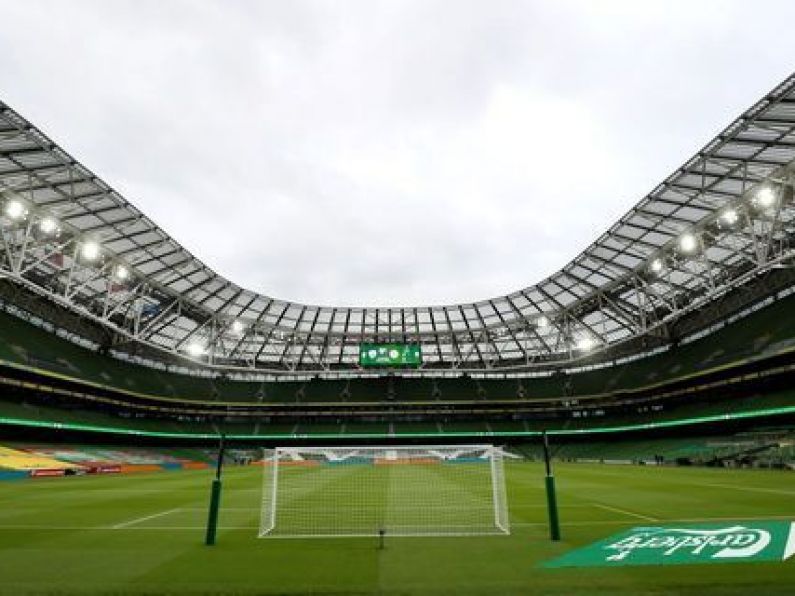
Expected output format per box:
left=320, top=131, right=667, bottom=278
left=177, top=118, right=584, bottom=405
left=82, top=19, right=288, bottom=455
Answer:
left=514, top=514, right=795, bottom=528
left=112, top=507, right=182, bottom=529
left=698, top=482, right=795, bottom=497
left=591, top=503, right=659, bottom=522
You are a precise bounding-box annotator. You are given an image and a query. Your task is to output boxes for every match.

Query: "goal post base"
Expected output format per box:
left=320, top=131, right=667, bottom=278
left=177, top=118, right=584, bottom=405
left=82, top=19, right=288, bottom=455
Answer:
left=545, top=475, right=561, bottom=542
left=205, top=478, right=222, bottom=546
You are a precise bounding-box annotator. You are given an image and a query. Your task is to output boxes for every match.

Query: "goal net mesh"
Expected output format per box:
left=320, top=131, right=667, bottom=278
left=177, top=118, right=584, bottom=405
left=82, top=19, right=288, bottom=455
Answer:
left=259, top=444, right=509, bottom=538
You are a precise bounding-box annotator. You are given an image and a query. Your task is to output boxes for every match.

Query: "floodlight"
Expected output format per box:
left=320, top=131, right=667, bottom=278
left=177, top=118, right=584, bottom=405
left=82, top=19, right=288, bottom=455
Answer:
left=536, top=315, right=549, bottom=329
left=4, top=199, right=27, bottom=220
left=575, top=335, right=596, bottom=351
left=231, top=320, right=245, bottom=334
left=39, top=216, right=58, bottom=234
left=678, top=232, right=697, bottom=253
left=81, top=240, right=101, bottom=261
left=649, top=258, right=664, bottom=274
left=114, top=265, right=129, bottom=281
left=756, top=187, right=776, bottom=208
left=720, top=208, right=739, bottom=226
left=186, top=341, right=206, bottom=357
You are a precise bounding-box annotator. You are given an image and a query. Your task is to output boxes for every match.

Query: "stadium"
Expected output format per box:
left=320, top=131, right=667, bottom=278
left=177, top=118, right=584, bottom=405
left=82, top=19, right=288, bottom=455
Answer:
left=1, top=10, right=795, bottom=596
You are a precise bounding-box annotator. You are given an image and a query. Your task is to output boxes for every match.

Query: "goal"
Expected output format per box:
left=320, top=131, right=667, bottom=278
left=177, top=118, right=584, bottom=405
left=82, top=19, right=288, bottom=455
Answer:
left=259, top=444, right=510, bottom=538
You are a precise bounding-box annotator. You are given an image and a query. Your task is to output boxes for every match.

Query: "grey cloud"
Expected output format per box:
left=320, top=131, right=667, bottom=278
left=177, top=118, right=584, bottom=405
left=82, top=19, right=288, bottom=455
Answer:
left=0, top=0, right=794, bottom=307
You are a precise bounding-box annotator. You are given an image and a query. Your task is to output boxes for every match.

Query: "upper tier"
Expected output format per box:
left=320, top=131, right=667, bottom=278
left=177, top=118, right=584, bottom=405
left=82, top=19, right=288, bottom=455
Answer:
left=1, top=288, right=794, bottom=404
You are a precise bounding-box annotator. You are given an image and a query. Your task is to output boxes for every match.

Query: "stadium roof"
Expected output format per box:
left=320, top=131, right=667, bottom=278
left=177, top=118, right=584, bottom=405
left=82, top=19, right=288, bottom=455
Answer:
left=2, top=74, right=795, bottom=373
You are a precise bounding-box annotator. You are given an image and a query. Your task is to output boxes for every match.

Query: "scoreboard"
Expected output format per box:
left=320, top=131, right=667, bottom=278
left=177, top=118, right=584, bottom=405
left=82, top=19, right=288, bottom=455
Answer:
left=359, top=343, right=422, bottom=367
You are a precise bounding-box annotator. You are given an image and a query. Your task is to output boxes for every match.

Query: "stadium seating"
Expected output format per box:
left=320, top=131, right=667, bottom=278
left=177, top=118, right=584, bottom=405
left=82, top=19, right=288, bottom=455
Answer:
left=3, top=292, right=795, bottom=405
left=1, top=290, right=794, bottom=446
left=0, top=442, right=211, bottom=475
left=514, top=427, right=795, bottom=468
left=3, top=430, right=790, bottom=482
left=0, top=445, right=77, bottom=471
left=2, top=385, right=792, bottom=439
left=0, top=296, right=795, bottom=403
left=16, top=293, right=795, bottom=402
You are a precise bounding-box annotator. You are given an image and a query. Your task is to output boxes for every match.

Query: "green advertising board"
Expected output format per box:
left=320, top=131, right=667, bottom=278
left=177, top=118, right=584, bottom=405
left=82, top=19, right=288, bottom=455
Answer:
left=359, top=343, right=422, bottom=367
left=545, top=521, right=795, bottom=568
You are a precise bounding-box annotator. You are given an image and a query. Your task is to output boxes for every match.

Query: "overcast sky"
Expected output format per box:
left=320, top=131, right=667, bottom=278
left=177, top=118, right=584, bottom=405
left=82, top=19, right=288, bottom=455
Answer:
left=0, top=1, right=793, bottom=307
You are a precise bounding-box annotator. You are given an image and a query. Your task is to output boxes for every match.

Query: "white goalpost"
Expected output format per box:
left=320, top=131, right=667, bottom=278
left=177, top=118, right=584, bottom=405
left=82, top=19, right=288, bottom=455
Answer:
left=258, top=444, right=510, bottom=538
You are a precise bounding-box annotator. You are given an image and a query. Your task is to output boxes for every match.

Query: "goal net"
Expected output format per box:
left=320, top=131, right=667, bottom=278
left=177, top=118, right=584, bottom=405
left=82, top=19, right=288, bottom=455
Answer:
left=259, top=444, right=509, bottom=538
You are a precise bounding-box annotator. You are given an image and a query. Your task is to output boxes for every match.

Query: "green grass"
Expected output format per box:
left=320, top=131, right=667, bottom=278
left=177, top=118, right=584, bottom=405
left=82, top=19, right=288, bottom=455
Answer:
left=0, top=462, right=793, bottom=594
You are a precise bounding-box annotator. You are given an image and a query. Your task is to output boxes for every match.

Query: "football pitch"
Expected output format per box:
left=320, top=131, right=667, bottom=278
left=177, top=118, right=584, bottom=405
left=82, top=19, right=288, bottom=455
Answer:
left=0, top=462, right=793, bottom=595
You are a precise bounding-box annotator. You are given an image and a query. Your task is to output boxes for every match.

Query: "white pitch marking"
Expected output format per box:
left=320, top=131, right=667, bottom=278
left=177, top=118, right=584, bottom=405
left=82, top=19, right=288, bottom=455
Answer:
left=571, top=468, right=795, bottom=497
left=0, top=515, right=793, bottom=531
left=591, top=503, right=658, bottom=522
left=699, top=482, right=795, bottom=497
left=178, top=507, right=258, bottom=511
left=783, top=522, right=795, bottom=561
left=111, top=507, right=182, bottom=529
left=515, top=514, right=795, bottom=527
left=175, top=505, right=593, bottom=512
left=511, top=504, right=594, bottom=509
left=0, top=525, right=252, bottom=531
left=513, top=520, right=637, bottom=527
left=117, top=525, right=256, bottom=530
left=177, top=507, right=260, bottom=511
